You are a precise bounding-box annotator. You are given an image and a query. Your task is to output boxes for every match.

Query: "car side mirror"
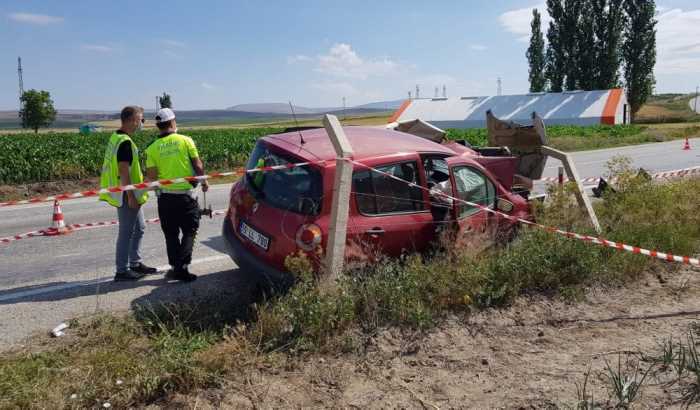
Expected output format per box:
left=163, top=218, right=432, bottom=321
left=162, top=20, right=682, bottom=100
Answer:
left=496, top=198, right=514, bottom=213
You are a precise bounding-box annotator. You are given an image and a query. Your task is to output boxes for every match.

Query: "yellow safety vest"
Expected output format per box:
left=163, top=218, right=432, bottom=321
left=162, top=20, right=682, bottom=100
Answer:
left=145, top=133, right=200, bottom=192
left=99, top=132, right=149, bottom=207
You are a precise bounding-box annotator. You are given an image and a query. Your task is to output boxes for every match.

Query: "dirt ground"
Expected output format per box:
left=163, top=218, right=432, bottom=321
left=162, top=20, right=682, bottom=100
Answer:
left=151, top=265, right=700, bottom=409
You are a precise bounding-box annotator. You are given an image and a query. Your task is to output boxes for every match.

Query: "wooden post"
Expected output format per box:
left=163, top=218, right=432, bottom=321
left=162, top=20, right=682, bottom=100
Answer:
left=322, top=114, right=354, bottom=285
left=557, top=166, right=564, bottom=186
left=541, top=146, right=602, bottom=233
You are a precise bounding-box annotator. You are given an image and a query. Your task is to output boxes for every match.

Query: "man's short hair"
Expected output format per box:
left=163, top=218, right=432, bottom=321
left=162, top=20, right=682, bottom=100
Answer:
left=120, top=106, right=144, bottom=122
left=156, top=119, right=173, bottom=131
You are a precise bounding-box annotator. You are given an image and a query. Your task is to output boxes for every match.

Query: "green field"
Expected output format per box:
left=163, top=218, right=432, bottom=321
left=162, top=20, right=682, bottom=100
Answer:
left=0, top=128, right=279, bottom=185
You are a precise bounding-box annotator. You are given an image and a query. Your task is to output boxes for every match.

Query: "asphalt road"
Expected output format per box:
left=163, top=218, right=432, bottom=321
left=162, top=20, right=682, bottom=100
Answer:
left=0, top=137, right=698, bottom=347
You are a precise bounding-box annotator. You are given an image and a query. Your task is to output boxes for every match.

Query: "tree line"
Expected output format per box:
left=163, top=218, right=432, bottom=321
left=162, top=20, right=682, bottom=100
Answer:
left=527, top=0, right=656, bottom=120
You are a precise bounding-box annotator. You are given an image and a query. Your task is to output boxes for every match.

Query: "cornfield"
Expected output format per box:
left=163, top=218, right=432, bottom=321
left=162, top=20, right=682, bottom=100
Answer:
left=0, top=128, right=279, bottom=185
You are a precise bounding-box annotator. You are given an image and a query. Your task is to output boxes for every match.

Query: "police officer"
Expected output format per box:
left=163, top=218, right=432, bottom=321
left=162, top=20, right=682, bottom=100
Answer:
left=99, top=106, right=158, bottom=281
left=145, top=108, right=207, bottom=282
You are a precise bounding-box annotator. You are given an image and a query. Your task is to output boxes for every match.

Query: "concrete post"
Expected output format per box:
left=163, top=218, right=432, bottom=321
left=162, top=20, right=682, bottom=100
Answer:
left=541, top=146, right=602, bottom=233
left=322, top=114, right=354, bottom=285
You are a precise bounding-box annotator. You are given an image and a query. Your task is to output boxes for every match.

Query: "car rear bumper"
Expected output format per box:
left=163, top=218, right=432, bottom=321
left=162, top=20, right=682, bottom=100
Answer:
left=221, top=217, right=293, bottom=288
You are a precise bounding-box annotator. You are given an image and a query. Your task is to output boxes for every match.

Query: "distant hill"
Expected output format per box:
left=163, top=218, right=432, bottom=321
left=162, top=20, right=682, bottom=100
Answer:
left=226, top=103, right=318, bottom=115
left=226, top=100, right=404, bottom=115
left=352, top=99, right=405, bottom=110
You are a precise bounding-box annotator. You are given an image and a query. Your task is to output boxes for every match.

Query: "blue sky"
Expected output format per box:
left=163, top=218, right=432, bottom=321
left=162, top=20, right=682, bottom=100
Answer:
left=1, top=0, right=699, bottom=110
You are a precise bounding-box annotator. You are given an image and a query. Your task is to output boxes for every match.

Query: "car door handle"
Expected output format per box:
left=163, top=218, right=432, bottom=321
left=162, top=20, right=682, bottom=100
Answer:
left=366, top=227, right=385, bottom=235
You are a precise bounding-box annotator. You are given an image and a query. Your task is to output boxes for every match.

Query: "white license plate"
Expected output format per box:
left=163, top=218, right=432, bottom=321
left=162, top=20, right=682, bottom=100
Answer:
left=239, top=221, right=270, bottom=251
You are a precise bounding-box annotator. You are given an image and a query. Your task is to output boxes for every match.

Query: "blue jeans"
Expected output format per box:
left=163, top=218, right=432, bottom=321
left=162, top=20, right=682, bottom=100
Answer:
left=116, top=202, right=145, bottom=273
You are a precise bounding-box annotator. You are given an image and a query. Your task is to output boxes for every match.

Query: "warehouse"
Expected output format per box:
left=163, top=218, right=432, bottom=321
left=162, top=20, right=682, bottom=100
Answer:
left=388, top=88, right=629, bottom=129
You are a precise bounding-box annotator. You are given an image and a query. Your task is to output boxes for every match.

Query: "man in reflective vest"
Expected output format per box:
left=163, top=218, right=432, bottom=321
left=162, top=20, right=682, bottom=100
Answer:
left=145, top=108, right=208, bottom=282
left=99, top=106, right=158, bottom=281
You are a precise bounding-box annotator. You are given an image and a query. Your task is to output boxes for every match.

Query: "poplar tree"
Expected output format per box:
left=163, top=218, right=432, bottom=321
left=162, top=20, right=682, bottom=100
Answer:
left=527, top=9, right=547, bottom=92
left=623, top=0, right=656, bottom=120
left=545, top=0, right=565, bottom=92
left=594, top=0, right=626, bottom=89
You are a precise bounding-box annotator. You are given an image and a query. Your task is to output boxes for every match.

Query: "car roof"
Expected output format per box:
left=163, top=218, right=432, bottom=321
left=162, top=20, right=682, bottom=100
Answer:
left=261, top=126, right=457, bottom=163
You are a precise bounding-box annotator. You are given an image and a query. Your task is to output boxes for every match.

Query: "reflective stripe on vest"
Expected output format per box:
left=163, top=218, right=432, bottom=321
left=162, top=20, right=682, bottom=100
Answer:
left=99, top=133, right=149, bottom=207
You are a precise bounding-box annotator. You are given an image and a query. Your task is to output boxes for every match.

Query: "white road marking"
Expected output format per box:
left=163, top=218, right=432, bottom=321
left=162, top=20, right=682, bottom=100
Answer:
left=56, top=253, right=83, bottom=258
left=0, top=255, right=230, bottom=302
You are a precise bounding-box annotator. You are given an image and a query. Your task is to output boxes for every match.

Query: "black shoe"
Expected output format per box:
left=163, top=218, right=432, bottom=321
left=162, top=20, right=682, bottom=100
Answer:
left=130, top=262, right=158, bottom=275
left=165, top=268, right=197, bottom=282
left=114, top=270, right=145, bottom=282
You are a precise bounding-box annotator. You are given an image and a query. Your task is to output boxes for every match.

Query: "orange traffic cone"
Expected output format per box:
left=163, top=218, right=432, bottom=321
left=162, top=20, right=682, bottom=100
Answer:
left=45, top=200, right=71, bottom=236
left=683, top=137, right=691, bottom=150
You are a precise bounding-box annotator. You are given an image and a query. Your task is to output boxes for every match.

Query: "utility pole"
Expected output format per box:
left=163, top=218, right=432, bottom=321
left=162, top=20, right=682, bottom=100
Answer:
left=17, top=57, right=24, bottom=108
left=342, top=96, right=346, bottom=121
left=434, top=86, right=439, bottom=98
left=415, top=84, right=420, bottom=99
left=497, top=77, right=502, bottom=96
left=408, top=91, right=412, bottom=100
left=442, top=84, right=447, bottom=98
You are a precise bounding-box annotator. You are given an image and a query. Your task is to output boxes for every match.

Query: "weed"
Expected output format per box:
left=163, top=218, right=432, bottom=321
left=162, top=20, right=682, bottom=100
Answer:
left=603, top=354, right=652, bottom=407
left=575, top=363, right=596, bottom=409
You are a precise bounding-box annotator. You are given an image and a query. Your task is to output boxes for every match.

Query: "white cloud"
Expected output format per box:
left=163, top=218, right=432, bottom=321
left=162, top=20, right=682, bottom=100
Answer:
left=160, top=39, right=186, bottom=48
left=201, top=82, right=215, bottom=90
left=287, top=54, right=312, bottom=64
left=470, top=44, right=488, bottom=51
left=498, top=3, right=550, bottom=42
left=81, top=44, right=113, bottom=53
left=163, top=50, right=183, bottom=59
left=655, top=8, right=700, bottom=74
left=315, top=43, right=397, bottom=79
left=8, top=12, right=63, bottom=25
left=312, top=81, right=358, bottom=96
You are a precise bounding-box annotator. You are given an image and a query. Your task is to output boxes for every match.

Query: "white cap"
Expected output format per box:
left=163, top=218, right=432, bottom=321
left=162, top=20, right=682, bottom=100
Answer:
left=155, top=108, right=175, bottom=123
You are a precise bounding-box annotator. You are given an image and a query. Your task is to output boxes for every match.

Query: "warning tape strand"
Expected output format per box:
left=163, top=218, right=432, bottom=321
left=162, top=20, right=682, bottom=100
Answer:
left=0, top=210, right=228, bottom=244
left=347, top=159, right=700, bottom=267
left=0, top=161, right=323, bottom=208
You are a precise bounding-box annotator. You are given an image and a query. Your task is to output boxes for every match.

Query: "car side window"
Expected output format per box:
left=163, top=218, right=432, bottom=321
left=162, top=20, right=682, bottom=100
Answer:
left=353, top=161, right=425, bottom=215
left=453, top=167, right=496, bottom=218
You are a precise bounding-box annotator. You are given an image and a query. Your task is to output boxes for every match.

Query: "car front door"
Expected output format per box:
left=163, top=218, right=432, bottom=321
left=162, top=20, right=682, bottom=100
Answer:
left=348, top=157, right=435, bottom=258
left=446, top=158, right=499, bottom=251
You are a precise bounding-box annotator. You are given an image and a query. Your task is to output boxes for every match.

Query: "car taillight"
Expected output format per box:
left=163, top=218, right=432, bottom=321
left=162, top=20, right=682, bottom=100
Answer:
left=295, top=224, right=322, bottom=251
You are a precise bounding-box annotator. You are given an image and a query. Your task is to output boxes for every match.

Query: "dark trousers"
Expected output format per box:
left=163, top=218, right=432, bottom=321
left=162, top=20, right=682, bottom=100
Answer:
left=157, top=194, right=201, bottom=271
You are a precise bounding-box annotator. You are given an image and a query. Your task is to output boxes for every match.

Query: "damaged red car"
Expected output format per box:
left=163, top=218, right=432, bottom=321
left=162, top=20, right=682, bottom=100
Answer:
left=222, top=125, right=533, bottom=280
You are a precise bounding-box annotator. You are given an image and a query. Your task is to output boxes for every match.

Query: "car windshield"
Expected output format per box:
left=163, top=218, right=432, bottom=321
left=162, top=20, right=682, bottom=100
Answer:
left=245, top=141, right=322, bottom=215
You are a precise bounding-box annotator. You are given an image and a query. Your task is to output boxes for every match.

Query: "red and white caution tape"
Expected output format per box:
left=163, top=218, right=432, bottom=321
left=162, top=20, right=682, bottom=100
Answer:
left=0, top=161, right=325, bottom=208
left=538, top=165, right=700, bottom=184
left=0, top=210, right=227, bottom=245
left=348, top=159, right=700, bottom=267
left=0, top=229, right=48, bottom=244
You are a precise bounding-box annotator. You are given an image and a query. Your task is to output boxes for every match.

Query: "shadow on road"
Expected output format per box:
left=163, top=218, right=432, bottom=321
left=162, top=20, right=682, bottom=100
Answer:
left=200, top=235, right=229, bottom=254
left=130, top=267, right=285, bottom=333
left=0, top=276, right=167, bottom=305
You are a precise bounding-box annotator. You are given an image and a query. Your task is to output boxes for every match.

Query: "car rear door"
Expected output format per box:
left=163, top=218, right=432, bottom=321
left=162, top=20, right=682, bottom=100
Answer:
left=446, top=157, right=499, bottom=251
left=348, top=155, right=435, bottom=257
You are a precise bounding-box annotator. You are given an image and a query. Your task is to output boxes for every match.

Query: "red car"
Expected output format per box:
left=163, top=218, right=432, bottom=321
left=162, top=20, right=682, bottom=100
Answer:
left=222, top=126, right=531, bottom=280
